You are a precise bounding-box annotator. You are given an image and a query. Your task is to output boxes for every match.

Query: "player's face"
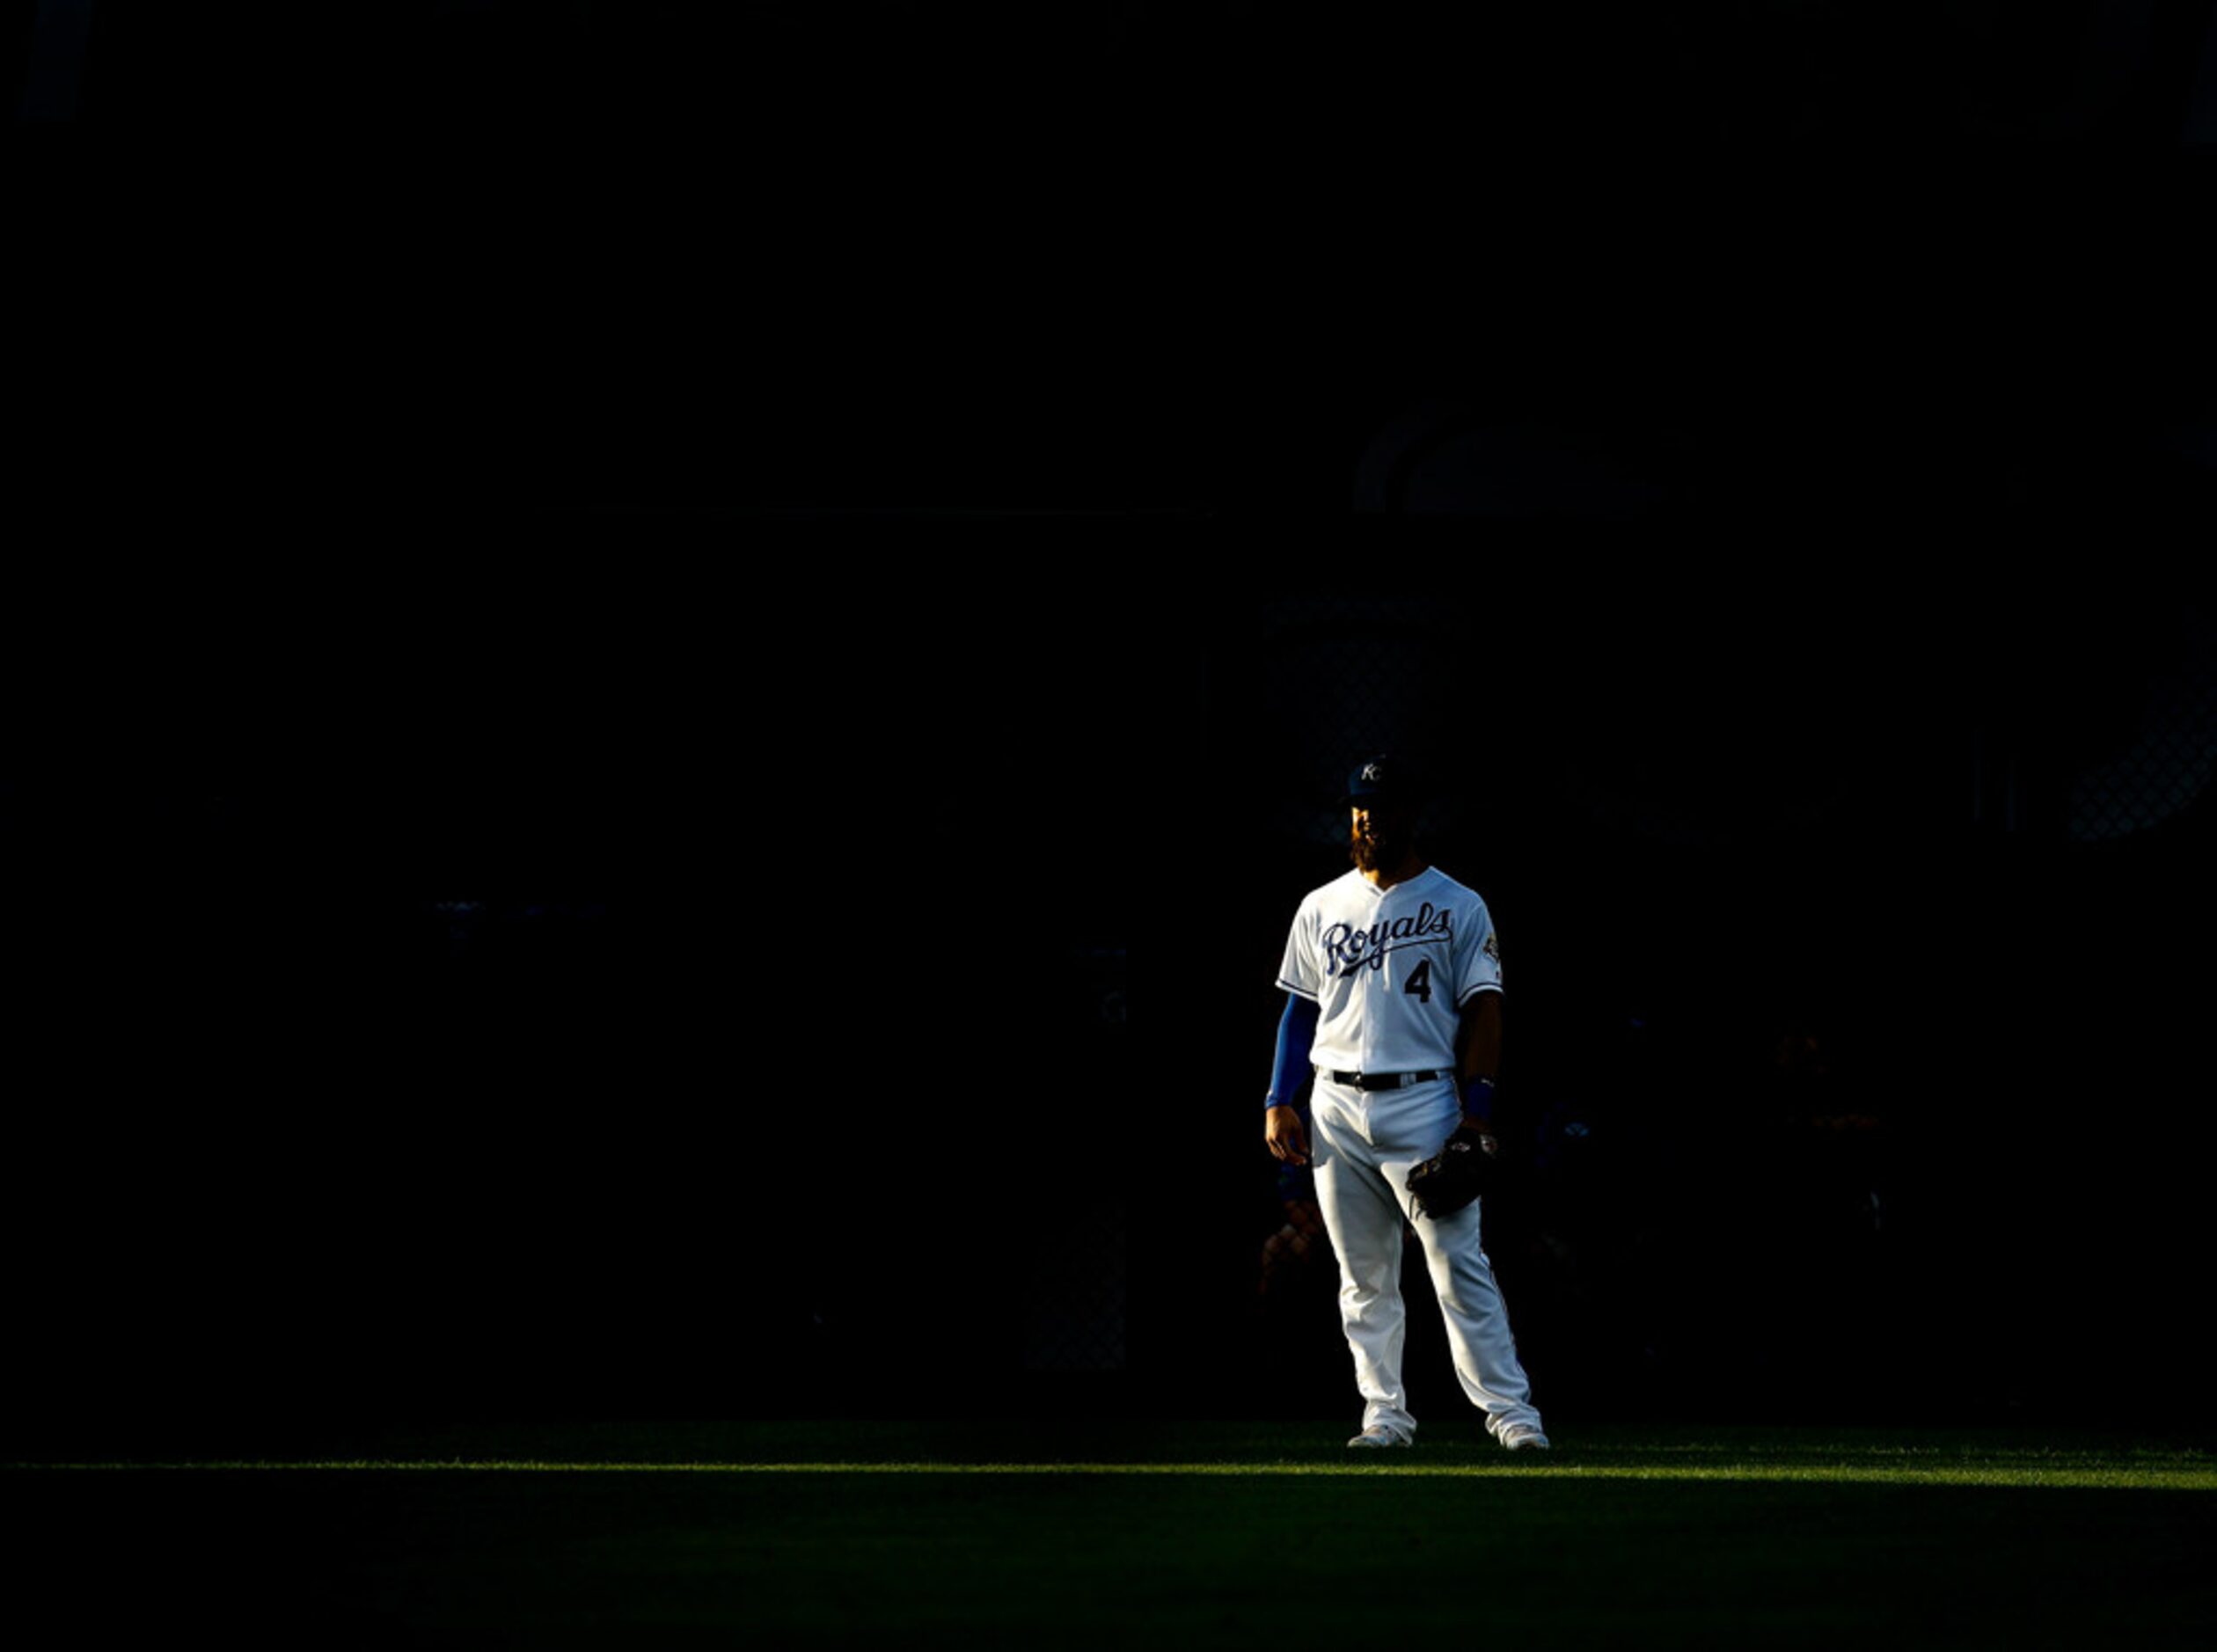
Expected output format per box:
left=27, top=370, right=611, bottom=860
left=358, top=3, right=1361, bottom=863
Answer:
left=1350, top=801, right=1414, bottom=873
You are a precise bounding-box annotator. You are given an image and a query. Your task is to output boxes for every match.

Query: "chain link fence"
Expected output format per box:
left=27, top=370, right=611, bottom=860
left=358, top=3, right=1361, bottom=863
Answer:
left=2068, top=603, right=2217, bottom=842
left=8, top=567, right=2211, bottom=1422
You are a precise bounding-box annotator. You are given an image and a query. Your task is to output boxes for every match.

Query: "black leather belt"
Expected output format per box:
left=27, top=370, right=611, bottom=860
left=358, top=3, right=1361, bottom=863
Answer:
left=1323, top=1069, right=1451, bottom=1091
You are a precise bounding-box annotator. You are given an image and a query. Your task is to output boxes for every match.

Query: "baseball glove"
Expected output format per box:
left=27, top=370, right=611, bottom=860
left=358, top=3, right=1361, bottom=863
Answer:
left=1405, top=1123, right=1497, bottom=1221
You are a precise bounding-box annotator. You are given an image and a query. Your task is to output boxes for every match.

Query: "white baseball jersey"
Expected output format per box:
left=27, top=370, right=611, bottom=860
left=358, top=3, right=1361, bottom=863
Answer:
left=1275, top=866, right=1503, bottom=1076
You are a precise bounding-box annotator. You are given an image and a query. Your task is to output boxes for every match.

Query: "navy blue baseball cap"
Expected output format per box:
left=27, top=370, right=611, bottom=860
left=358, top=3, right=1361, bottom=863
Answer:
left=1342, top=753, right=1426, bottom=808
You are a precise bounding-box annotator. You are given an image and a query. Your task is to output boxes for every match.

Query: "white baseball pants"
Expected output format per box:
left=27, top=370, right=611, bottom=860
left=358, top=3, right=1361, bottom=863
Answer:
left=1309, top=1074, right=1543, bottom=1444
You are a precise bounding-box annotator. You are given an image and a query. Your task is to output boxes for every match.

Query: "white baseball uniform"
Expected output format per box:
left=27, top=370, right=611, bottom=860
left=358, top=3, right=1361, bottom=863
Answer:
left=1276, top=865, right=1543, bottom=1444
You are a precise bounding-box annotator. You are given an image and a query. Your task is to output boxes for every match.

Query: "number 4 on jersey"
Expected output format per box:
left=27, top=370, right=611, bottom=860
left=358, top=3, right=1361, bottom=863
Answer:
left=1404, top=960, right=1433, bottom=1003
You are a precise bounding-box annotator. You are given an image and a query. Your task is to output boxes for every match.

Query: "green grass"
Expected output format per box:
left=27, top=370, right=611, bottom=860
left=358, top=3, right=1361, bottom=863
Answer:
left=8, top=1422, right=2215, bottom=1647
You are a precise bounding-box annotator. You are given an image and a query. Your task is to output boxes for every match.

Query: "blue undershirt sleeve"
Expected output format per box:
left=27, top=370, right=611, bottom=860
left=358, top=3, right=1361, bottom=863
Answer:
left=1267, top=993, right=1320, bottom=1109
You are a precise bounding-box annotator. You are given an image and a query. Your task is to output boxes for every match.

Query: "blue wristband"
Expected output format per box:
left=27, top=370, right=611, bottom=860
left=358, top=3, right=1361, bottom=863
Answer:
left=1460, top=1076, right=1496, bottom=1123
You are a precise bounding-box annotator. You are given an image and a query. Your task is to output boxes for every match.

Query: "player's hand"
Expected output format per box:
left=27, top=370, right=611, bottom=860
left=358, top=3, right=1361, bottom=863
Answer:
left=1265, top=1104, right=1310, bottom=1166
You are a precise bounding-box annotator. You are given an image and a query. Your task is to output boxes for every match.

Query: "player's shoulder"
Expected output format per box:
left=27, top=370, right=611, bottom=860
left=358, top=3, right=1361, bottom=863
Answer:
left=1296, top=866, right=1370, bottom=907
left=1416, top=865, right=1489, bottom=908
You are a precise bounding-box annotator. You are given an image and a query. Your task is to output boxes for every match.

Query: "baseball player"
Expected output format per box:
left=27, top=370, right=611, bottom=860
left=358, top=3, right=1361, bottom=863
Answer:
left=1265, top=754, right=1549, bottom=1451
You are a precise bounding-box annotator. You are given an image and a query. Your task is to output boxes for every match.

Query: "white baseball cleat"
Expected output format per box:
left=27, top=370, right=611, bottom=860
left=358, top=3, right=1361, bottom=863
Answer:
left=1347, top=1427, right=1411, bottom=1448
left=1499, top=1423, right=1551, bottom=1452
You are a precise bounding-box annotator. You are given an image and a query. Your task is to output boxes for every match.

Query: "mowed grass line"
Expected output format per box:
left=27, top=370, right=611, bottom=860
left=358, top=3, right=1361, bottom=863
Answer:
left=7, top=1426, right=2216, bottom=1647
left=19, top=1458, right=2217, bottom=1493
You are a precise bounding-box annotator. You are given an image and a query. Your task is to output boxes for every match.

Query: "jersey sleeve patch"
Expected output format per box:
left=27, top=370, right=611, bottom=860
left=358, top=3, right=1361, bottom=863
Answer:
left=1457, top=914, right=1504, bottom=1004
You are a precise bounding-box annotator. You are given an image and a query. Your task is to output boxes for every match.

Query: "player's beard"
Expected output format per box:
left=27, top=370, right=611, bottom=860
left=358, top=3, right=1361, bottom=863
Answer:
left=1350, top=819, right=1412, bottom=874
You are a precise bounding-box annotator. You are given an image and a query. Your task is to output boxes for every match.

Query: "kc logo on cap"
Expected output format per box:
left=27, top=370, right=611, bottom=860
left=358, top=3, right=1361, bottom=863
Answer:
left=1345, top=753, right=1422, bottom=806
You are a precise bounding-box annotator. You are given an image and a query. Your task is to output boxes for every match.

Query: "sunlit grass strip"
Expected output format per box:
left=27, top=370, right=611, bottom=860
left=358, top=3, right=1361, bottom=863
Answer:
left=11, top=1460, right=2217, bottom=1491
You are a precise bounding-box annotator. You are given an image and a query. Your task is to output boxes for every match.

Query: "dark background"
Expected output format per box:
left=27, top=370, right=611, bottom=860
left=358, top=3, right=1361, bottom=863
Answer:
left=7, top=2, right=2216, bottom=1441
